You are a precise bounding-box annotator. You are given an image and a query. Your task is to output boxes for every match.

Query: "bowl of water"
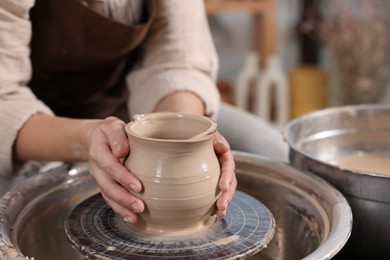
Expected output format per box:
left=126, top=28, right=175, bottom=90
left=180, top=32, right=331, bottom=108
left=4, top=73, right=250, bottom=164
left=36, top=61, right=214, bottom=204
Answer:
left=284, top=104, right=390, bottom=258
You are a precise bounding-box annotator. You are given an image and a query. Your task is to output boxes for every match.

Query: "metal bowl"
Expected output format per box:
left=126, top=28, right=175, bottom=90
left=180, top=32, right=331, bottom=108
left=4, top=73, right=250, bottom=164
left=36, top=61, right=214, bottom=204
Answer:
left=283, top=104, right=390, bottom=258
left=0, top=152, right=351, bottom=260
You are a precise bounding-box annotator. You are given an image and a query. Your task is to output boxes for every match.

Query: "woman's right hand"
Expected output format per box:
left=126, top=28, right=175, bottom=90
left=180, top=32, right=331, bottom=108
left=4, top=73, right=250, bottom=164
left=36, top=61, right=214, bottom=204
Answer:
left=86, top=117, right=144, bottom=223
left=14, top=113, right=143, bottom=222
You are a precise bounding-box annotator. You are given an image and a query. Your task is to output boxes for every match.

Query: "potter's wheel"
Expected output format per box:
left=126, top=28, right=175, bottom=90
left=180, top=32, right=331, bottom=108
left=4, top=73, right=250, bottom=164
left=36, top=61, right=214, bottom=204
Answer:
left=64, top=190, right=275, bottom=259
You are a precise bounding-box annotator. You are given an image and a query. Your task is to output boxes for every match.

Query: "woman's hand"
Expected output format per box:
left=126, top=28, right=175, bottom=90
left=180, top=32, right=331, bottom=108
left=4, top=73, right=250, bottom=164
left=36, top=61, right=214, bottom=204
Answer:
left=14, top=114, right=143, bottom=223
left=87, top=117, right=144, bottom=224
left=213, top=131, right=237, bottom=217
left=85, top=116, right=237, bottom=222
left=155, top=91, right=237, bottom=217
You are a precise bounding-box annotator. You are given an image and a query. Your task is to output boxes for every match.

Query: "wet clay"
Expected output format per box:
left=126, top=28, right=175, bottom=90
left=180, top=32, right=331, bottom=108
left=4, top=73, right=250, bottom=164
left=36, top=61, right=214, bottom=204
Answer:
left=330, top=153, right=390, bottom=176
left=124, top=112, right=221, bottom=236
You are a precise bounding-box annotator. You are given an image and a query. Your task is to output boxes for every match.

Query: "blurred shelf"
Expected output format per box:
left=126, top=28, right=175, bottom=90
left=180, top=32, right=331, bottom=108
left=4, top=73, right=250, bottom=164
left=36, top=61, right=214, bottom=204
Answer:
left=205, top=0, right=276, bottom=68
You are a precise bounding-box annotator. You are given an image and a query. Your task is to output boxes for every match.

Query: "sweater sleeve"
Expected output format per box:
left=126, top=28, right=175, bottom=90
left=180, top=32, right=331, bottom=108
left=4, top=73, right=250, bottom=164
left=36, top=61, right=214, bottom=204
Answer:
left=125, top=0, right=221, bottom=120
left=0, top=0, right=54, bottom=176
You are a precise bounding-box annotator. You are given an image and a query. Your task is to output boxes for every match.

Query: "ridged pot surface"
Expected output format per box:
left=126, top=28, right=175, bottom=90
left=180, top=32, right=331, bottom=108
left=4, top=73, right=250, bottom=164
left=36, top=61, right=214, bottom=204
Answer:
left=124, top=112, right=220, bottom=235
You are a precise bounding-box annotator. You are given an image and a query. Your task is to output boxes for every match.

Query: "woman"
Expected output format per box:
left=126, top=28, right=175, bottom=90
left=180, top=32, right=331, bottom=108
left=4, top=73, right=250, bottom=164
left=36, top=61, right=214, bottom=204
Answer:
left=0, top=0, right=288, bottom=223
left=0, top=0, right=236, bottom=223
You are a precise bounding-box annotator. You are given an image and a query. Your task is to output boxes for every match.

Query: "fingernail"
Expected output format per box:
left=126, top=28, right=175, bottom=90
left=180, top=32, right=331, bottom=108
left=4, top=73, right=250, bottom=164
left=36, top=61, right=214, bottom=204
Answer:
left=215, top=139, right=225, bottom=147
left=220, top=180, right=230, bottom=191
left=223, top=182, right=229, bottom=191
left=131, top=203, right=139, bottom=213
left=124, top=216, right=134, bottom=223
left=219, top=210, right=227, bottom=217
left=223, top=199, right=228, bottom=208
left=129, top=183, right=140, bottom=193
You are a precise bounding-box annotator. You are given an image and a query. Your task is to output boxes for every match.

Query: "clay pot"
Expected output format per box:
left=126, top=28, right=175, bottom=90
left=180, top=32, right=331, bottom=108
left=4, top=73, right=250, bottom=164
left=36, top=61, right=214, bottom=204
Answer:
left=124, top=112, right=220, bottom=236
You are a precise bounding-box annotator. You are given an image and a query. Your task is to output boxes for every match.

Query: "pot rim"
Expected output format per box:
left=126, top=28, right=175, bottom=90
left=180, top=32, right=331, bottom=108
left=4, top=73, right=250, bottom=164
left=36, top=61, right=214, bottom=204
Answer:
left=125, top=112, right=217, bottom=143
left=232, top=151, right=353, bottom=260
left=283, top=104, right=390, bottom=179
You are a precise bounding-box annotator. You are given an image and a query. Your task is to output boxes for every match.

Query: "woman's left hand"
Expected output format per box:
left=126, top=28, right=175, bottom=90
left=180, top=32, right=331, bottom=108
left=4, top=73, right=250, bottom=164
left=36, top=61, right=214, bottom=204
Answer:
left=213, top=131, right=237, bottom=217
left=154, top=91, right=237, bottom=216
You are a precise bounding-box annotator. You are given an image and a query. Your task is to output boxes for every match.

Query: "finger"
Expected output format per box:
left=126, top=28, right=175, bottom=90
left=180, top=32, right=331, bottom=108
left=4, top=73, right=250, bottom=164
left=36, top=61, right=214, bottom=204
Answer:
left=90, top=118, right=141, bottom=192
left=216, top=176, right=237, bottom=217
left=213, top=131, right=235, bottom=192
left=100, top=118, right=129, bottom=159
left=102, top=194, right=139, bottom=224
left=218, top=149, right=235, bottom=192
left=213, top=131, right=236, bottom=217
left=90, top=166, right=145, bottom=214
left=90, top=140, right=142, bottom=193
left=213, top=131, right=230, bottom=154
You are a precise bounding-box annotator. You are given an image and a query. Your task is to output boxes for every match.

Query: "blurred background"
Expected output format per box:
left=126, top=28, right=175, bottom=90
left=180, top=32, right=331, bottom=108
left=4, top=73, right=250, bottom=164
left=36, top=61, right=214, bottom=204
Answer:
left=205, top=0, right=390, bottom=128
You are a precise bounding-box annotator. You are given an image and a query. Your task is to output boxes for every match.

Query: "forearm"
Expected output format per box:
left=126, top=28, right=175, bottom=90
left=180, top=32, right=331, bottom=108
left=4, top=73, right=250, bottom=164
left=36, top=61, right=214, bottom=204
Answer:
left=126, top=0, right=220, bottom=120
left=14, top=113, right=98, bottom=162
left=154, top=91, right=205, bottom=116
left=14, top=91, right=203, bottom=163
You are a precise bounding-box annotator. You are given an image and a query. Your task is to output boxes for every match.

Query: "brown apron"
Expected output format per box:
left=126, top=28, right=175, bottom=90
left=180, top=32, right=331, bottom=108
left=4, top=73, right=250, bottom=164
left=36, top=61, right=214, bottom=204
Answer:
left=28, top=0, right=156, bottom=120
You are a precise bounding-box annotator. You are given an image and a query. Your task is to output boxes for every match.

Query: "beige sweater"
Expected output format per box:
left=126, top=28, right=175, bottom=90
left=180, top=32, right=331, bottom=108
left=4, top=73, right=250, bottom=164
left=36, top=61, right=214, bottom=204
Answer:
left=0, top=0, right=220, bottom=176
